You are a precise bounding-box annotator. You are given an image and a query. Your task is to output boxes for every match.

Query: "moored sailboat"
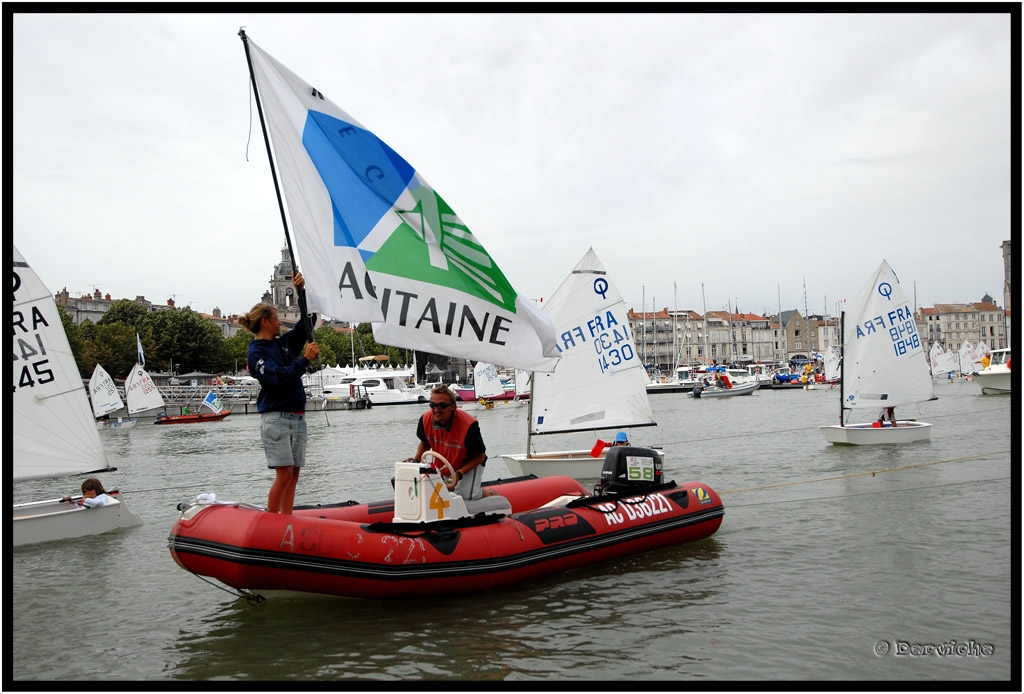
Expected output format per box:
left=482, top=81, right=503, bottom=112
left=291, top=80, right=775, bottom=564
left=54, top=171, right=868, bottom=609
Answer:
left=973, top=347, right=1011, bottom=395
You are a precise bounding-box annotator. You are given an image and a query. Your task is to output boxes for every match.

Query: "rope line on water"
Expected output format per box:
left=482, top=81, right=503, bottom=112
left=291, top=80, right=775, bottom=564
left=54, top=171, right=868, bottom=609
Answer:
left=652, top=403, right=1010, bottom=448
left=722, top=475, right=1010, bottom=510
left=114, top=406, right=1010, bottom=498
left=118, top=482, right=227, bottom=496
left=719, top=449, right=1011, bottom=495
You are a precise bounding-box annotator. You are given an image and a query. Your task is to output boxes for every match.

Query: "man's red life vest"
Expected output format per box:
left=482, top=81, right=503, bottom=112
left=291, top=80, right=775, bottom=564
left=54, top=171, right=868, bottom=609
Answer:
left=421, top=408, right=477, bottom=470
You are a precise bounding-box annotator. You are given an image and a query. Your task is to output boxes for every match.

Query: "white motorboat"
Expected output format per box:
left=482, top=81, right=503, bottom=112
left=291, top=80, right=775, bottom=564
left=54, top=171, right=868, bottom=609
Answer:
left=645, top=366, right=693, bottom=394
left=691, top=366, right=760, bottom=398
left=325, top=368, right=429, bottom=406
left=691, top=380, right=760, bottom=398
left=311, top=357, right=429, bottom=406
left=973, top=347, right=1012, bottom=395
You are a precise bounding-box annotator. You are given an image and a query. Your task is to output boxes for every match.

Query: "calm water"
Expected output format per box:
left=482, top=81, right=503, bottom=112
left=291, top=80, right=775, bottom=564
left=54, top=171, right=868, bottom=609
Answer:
left=10, top=380, right=1014, bottom=684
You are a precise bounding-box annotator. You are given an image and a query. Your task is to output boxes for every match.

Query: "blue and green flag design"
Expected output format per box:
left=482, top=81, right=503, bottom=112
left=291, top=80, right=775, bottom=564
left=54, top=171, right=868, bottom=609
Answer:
left=246, top=38, right=559, bottom=371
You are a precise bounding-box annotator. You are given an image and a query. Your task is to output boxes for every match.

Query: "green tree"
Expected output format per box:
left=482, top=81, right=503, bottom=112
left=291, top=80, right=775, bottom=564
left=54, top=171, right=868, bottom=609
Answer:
left=98, top=299, right=149, bottom=331
left=142, top=308, right=226, bottom=374
left=220, top=330, right=254, bottom=375
left=311, top=324, right=354, bottom=368
left=82, top=322, right=138, bottom=380
left=56, top=306, right=89, bottom=377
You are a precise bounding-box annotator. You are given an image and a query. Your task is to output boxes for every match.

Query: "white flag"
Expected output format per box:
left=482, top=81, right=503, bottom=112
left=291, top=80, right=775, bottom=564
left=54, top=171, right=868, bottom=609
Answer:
left=243, top=36, right=560, bottom=372
left=202, top=390, right=224, bottom=414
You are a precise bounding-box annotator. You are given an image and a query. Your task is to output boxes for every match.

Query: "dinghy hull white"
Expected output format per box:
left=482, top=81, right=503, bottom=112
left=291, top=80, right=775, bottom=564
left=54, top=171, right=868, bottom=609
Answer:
left=501, top=448, right=665, bottom=479
left=819, top=420, right=932, bottom=445
left=13, top=497, right=143, bottom=547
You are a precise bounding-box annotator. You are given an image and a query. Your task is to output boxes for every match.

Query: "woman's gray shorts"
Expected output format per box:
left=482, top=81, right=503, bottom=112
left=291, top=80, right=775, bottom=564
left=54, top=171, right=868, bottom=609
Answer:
left=260, top=411, right=307, bottom=469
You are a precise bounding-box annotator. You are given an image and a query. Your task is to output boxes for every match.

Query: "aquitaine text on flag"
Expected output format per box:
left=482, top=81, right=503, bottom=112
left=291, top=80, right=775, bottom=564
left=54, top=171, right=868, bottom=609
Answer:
left=244, top=37, right=559, bottom=372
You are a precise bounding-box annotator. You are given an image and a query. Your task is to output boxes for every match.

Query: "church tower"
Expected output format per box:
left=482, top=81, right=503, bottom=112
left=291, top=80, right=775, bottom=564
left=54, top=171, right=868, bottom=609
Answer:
left=268, top=246, right=303, bottom=325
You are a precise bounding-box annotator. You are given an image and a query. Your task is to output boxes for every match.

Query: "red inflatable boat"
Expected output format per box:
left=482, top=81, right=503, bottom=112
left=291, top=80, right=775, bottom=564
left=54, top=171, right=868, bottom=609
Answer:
left=168, top=447, right=724, bottom=600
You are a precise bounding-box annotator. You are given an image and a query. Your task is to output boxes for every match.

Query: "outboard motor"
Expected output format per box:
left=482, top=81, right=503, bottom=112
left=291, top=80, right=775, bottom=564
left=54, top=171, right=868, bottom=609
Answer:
left=598, top=446, right=664, bottom=494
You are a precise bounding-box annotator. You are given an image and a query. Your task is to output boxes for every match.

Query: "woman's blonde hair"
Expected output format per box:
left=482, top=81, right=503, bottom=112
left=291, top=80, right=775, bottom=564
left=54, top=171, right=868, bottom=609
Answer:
left=239, top=303, right=277, bottom=335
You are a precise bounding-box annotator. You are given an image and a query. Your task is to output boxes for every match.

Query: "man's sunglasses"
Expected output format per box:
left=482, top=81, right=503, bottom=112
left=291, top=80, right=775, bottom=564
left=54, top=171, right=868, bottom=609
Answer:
left=428, top=402, right=452, bottom=410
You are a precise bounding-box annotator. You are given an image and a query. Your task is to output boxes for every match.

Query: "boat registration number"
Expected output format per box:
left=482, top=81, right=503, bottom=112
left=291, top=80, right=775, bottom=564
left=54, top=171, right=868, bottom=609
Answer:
left=595, top=492, right=673, bottom=526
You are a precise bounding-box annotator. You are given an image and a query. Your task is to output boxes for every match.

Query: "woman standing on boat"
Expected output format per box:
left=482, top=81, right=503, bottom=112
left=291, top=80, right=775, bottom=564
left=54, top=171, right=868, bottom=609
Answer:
left=239, top=272, right=318, bottom=515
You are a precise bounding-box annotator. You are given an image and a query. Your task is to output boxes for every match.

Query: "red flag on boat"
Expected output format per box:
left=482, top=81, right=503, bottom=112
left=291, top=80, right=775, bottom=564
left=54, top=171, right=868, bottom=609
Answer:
left=590, top=439, right=609, bottom=458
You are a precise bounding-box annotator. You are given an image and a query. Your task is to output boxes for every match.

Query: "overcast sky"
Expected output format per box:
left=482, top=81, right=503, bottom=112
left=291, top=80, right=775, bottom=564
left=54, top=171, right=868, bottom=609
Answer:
left=12, top=11, right=1014, bottom=323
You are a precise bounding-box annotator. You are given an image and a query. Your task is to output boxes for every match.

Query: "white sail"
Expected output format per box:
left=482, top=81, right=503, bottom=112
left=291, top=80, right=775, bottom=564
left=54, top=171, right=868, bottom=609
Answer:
left=841, top=260, right=934, bottom=410
left=472, top=362, right=505, bottom=399
left=957, top=340, right=976, bottom=375
left=823, top=345, right=842, bottom=382
left=928, top=342, right=949, bottom=375
left=530, top=248, right=655, bottom=435
left=974, top=341, right=991, bottom=371
left=13, top=245, right=110, bottom=481
left=940, top=348, right=959, bottom=375
left=89, top=364, right=124, bottom=418
left=514, top=369, right=531, bottom=396
left=125, top=363, right=165, bottom=414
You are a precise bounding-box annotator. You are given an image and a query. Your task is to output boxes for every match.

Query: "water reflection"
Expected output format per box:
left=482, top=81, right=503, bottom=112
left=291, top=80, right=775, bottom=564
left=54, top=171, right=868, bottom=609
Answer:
left=169, top=538, right=724, bottom=681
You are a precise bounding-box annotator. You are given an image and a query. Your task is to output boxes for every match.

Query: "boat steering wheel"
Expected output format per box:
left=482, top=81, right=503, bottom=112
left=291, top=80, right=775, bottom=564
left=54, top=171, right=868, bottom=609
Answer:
left=421, top=451, right=457, bottom=487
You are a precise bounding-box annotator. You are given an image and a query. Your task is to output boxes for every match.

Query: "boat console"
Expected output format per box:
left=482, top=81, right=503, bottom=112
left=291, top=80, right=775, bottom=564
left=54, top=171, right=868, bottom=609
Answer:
left=392, top=460, right=512, bottom=522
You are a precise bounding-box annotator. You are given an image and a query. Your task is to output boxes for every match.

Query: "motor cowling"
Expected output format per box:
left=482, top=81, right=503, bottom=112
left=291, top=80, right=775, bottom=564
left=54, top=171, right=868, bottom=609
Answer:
left=599, top=446, right=664, bottom=493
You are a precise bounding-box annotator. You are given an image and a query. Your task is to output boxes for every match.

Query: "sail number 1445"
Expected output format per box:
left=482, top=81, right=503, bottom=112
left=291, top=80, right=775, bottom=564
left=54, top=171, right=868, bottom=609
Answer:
left=13, top=302, right=55, bottom=391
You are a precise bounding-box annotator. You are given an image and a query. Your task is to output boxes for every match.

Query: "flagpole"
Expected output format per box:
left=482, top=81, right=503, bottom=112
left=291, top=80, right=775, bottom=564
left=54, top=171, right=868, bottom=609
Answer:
left=238, top=28, right=313, bottom=338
